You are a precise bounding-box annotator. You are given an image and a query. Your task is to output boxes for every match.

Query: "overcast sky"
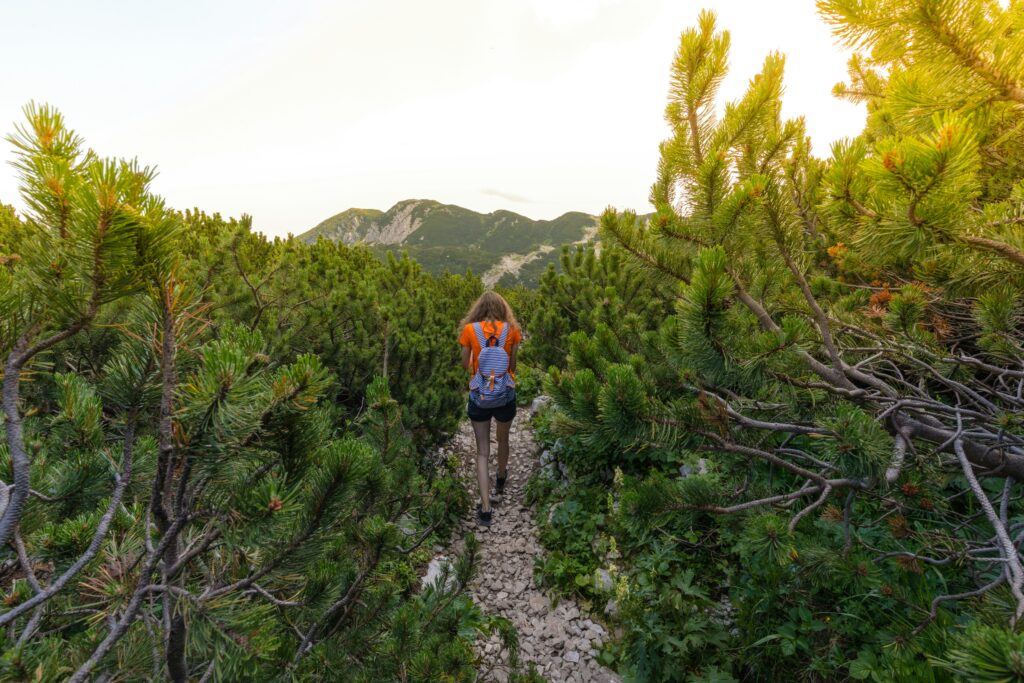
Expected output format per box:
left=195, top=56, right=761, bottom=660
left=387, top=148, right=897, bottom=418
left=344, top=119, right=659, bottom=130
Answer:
left=0, top=0, right=865, bottom=237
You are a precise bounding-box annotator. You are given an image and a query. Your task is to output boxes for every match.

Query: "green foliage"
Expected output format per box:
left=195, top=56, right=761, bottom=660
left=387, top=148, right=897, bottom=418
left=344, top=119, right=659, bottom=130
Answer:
left=526, top=4, right=1024, bottom=682
left=0, top=107, right=531, bottom=682
left=522, top=243, right=674, bottom=372
left=534, top=487, right=606, bottom=600
left=175, top=209, right=479, bottom=444
left=819, top=0, right=1024, bottom=290
left=932, top=624, right=1024, bottom=682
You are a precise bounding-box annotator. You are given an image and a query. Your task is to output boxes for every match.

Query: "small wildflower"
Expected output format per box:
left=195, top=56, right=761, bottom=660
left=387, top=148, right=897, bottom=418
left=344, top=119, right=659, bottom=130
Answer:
left=614, top=575, right=630, bottom=602
left=613, top=467, right=625, bottom=488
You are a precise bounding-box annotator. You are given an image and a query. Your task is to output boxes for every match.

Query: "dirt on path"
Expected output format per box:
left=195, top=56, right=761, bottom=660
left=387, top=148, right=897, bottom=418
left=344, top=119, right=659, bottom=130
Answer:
left=425, top=415, right=621, bottom=683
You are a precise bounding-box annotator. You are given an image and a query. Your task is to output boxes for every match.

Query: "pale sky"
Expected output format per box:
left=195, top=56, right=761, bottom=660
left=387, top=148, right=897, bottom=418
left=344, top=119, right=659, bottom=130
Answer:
left=0, top=0, right=864, bottom=237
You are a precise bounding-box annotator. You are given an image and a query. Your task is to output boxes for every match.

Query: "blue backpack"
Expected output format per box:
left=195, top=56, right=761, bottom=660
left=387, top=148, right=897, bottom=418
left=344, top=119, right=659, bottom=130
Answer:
left=469, top=322, right=515, bottom=408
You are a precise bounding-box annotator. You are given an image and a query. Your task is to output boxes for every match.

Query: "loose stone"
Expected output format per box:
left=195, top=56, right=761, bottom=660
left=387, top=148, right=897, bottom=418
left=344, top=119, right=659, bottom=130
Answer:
left=422, top=417, right=621, bottom=683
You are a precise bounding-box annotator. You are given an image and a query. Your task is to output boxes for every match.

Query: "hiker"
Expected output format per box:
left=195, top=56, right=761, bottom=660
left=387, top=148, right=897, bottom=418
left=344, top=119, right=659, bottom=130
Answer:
left=459, top=290, right=522, bottom=527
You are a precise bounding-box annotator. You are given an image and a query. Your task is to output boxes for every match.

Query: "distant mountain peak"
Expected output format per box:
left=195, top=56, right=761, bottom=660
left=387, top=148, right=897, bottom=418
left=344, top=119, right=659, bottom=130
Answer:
left=297, top=199, right=600, bottom=286
left=299, top=200, right=593, bottom=247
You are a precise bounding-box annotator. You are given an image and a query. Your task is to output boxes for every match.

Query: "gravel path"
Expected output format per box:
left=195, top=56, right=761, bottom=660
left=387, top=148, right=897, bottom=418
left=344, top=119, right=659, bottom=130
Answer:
left=426, top=416, right=622, bottom=683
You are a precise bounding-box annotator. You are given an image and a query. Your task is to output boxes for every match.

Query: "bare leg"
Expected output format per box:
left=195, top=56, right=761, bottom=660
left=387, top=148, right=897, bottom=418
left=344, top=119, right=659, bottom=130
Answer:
left=495, top=418, right=512, bottom=480
left=472, top=418, right=492, bottom=512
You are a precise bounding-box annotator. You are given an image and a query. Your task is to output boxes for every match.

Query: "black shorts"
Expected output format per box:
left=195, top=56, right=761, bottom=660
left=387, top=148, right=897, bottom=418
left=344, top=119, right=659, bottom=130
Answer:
left=467, top=393, right=517, bottom=423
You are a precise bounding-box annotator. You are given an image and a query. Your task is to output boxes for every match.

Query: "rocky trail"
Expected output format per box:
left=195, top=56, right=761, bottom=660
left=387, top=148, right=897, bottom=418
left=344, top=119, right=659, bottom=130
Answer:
left=424, top=415, right=622, bottom=683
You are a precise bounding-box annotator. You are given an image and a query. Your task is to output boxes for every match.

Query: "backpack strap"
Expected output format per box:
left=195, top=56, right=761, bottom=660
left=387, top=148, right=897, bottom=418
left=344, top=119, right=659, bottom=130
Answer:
left=496, top=322, right=510, bottom=348
left=472, top=322, right=489, bottom=348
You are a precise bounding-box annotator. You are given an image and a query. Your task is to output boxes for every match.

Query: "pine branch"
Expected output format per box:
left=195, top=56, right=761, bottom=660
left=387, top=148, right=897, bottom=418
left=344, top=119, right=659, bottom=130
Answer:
left=787, top=484, right=833, bottom=532
left=68, top=512, right=191, bottom=683
left=12, top=530, right=44, bottom=647
left=885, top=429, right=913, bottom=485
left=953, top=436, right=1024, bottom=623
left=919, top=5, right=1024, bottom=104
left=0, top=415, right=137, bottom=628
left=775, top=232, right=849, bottom=381
left=959, top=234, right=1024, bottom=267
left=911, top=573, right=1006, bottom=637
left=670, top=484, right=820, bottom=514
left=293, top=545, right=383, bottom=661
left=0, top=311, right=96, bottom=548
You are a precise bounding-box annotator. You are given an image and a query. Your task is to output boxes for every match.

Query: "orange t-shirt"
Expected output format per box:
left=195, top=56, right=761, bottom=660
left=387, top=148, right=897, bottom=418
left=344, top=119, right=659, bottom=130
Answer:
left=459, top=321, right=522, bottom=377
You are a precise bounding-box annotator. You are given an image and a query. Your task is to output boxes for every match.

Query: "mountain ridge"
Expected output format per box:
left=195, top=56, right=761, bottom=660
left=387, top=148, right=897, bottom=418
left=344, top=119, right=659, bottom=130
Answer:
left=298, top=199, right=600, bottom=286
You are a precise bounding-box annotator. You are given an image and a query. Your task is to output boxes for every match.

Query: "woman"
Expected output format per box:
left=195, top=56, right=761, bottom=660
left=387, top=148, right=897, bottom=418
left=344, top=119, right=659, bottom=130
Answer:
left=459, top=291, right=522, bottom=527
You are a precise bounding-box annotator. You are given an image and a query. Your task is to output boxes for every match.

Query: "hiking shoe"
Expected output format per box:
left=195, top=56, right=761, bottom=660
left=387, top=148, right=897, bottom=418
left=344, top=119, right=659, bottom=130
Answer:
left=476, top=503, right=492, bottom=527
left=495, top=472, right=507, bottom=495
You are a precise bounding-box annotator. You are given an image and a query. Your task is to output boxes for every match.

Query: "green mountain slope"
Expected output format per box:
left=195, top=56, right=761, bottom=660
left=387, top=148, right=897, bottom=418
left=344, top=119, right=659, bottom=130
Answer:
left=299, top=199, right=599, bottom=285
